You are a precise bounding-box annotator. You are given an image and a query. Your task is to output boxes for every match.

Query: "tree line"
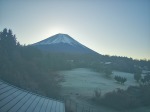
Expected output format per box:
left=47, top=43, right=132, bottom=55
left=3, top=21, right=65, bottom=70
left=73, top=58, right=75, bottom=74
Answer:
left=0, top=28, right=72, bottom=98
left=93, top=83, right=150, bottom=110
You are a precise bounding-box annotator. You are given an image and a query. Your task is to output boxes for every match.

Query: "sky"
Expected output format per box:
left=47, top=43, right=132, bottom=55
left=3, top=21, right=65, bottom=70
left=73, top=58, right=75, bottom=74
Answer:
left=0, top=0, right=150, bottom=60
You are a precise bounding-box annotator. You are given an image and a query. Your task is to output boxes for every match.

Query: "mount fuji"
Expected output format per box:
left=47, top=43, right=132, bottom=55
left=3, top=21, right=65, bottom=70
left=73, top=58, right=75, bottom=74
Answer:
left=32, top=33, right=98, bottom=54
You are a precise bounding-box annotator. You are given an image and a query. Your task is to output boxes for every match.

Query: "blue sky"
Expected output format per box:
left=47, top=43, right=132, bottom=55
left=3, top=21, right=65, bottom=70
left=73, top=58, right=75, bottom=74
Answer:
left=0, top=0, right=150, bottom=59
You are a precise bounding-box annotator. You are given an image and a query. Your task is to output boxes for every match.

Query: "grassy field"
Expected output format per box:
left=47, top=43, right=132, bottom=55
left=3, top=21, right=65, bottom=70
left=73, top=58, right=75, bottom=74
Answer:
left=59, top=68, right=137, bottom=97
left=58, top=68, right=150, bottom=112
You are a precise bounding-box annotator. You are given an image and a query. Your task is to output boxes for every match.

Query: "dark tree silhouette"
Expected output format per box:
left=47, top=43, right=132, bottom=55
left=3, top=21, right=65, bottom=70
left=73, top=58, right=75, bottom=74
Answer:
left=114, top=75, right=127, bottom=84
left=133, top=67, right=142, bottom=82
left=0, top=28, right=17, bottom=54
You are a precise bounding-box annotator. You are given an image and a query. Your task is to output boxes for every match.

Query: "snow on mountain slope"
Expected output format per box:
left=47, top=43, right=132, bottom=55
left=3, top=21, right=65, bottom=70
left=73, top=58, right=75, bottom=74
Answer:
left=33, top=33, right=84, bottom=47
left=32, top=33, right=97, bottom=54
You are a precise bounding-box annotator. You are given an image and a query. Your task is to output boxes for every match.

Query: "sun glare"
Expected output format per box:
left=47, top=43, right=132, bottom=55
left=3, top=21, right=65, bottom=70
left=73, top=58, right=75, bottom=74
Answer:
left=49, top=26, right=67, bottom=35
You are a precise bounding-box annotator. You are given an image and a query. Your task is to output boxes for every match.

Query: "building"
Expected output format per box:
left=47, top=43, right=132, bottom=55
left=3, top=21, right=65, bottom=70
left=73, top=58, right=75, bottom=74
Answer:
left=0, top=80, right=65, bottom=112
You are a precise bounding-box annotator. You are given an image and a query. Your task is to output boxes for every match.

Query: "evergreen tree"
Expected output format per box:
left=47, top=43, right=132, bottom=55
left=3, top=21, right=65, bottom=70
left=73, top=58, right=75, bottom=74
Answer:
left=114, top=75, right=127, bottom=84
left=134, top=68, right=142, bottom=82
left=0, top=28, right=17, bottom=54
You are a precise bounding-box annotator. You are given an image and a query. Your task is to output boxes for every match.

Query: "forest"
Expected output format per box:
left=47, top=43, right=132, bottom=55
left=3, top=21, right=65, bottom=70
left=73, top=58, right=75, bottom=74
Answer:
left=0, top=28, right=72, bottom=98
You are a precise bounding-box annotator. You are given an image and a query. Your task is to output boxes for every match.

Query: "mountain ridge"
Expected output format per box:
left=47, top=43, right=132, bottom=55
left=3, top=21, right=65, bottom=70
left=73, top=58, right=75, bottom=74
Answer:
left=32, top=33, right=98, bottom=54
left=33, top=33, right=84, bottom=47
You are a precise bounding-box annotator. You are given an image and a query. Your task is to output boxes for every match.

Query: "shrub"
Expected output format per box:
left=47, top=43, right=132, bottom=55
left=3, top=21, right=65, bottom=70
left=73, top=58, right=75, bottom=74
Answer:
left=94, top=88, right=101, bottom=98
left=104, top=68, right=112, bottom=77
left=92, top=84, right=150, bottom=110
left=114, top=75, right=127, bottom=84
left=100, top=89, right=140, bottom=110
left=134, top=67, right=142, bottom=82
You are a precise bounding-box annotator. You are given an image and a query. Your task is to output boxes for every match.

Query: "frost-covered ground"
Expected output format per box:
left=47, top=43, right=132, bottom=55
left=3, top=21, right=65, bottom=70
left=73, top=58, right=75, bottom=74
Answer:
left=59, top=68, right=137, bottom=97
left=59, top=68, right=150, bottom=112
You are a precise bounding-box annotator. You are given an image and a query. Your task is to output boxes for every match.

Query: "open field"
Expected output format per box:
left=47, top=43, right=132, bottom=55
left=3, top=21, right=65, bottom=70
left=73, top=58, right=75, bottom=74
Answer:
left=59, top=68, right=137, bottom=97
left=59, top=68, right=150, bottom=112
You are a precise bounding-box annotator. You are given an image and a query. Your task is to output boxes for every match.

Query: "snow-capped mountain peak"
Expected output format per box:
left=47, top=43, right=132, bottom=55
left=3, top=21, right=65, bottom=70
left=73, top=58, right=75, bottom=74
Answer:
left=32, top=33, right=97, bottom=54
left=33, top=33, right=83, bottom=47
